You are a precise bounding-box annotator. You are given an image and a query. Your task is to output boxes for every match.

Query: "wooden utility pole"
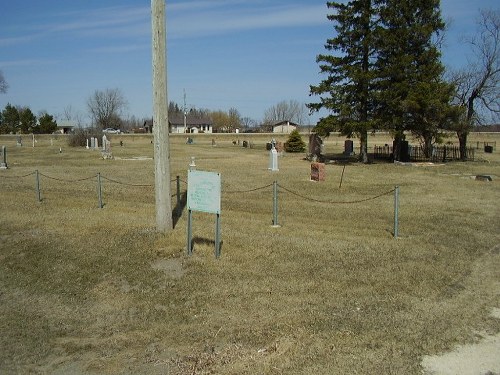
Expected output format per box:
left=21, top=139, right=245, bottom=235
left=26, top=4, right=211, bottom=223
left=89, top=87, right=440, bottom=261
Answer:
left=152, top=0, right=172, bottom=232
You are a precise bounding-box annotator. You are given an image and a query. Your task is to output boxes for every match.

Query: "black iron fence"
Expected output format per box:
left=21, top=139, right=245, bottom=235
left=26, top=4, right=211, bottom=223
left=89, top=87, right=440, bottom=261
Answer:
left=373, top=145, right=476, bottom=162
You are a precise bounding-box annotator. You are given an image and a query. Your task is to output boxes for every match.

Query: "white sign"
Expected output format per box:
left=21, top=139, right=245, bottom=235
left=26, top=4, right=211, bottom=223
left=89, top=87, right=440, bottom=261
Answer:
left=187, top=170, right=221, bottom=214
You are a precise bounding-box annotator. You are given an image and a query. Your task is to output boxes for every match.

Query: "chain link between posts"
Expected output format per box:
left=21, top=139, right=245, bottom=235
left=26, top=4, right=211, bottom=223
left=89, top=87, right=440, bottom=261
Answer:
left=0, top=171, right=395, bottom=205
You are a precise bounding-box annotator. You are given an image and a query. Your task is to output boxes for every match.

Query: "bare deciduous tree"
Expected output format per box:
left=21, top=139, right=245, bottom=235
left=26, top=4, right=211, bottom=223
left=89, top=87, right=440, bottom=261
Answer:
left=241, top=116, right=257, bottom=130
left=263, top=100, right=306, bottom=125
left=0, top=70, right=8, bottom=94
left=87, top=88, right=128, bottom=130
left=449, top=9, right=500, bottom=159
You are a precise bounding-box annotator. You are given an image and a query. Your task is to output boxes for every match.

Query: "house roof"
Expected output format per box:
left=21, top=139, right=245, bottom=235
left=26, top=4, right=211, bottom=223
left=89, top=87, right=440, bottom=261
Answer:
left=273, top=121, right=299, bottom=127
left=144, top=115, right=213, bottom=127
left=57, top=120, right=77, bottom=128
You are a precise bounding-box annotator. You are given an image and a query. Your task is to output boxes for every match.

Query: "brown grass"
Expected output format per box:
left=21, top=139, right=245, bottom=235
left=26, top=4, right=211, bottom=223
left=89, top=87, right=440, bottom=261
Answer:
left=0, top=132, right=499, bottom=374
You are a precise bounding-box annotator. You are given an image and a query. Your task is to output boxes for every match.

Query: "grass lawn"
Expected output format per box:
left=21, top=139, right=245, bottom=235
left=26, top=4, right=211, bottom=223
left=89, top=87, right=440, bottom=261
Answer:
left=0, top=132, right=499, bottom=374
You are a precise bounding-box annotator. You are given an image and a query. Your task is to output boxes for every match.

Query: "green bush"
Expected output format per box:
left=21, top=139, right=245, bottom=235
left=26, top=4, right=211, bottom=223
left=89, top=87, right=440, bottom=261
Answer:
left=284, top=129, right=306, bottom=152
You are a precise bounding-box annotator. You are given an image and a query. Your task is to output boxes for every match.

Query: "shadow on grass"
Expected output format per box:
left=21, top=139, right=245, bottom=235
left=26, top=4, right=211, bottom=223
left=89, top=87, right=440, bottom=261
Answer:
left=172, top=191, right=187, bottom=228
left=189, top=236, right=223, bottom=256
left=321, top=153, right=392, bottom=165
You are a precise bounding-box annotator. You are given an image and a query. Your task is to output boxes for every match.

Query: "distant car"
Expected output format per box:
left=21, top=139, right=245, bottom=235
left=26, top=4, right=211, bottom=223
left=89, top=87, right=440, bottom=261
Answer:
left=103, top=128, right=121, bottom=134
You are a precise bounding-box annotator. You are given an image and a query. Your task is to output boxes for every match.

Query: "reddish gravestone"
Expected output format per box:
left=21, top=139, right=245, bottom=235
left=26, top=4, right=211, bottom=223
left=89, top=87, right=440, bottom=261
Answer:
left=311, top=162, right=325, bottom=181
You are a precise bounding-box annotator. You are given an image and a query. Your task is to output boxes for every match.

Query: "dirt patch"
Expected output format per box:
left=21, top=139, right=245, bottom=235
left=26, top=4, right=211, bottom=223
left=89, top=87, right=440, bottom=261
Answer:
left=151, top=258, right=185, bottom=279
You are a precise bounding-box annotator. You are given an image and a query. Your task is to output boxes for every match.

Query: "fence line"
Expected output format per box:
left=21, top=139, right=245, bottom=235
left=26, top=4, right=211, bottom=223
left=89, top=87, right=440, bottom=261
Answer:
left=1, top=170, right=395, bottom=206
left=278, top=183, right=395, bottom=204
left=224, top=183, right=274, bottom=194
left=39, top=172, right=96, bottom=183
left=0, top=171, right=35, bottom=178
left=100, top=175, right=153, bottom=187
left=373, top=145, right=476, bottom=162
left=1, top=171, right=400, bottom=237
left=475, top=141, right=496, bottom=150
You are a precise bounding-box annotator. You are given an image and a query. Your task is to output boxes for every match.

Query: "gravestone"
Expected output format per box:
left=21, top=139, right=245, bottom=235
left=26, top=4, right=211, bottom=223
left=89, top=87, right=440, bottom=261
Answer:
left=189, top=156, right=196, bottom=171
left=308, top=134, right=323, bottom=160
left=344, top=140, right=354, bottom=156
left=268, top=146, right=279, bottom=171
left=0, top=146, right=7, bottom=169
left=310, top=162, right=325, bottom=181
left=16, top=136, right=22, bottom=147
left=101, top=135, right=113, bottom=159
left=393, top=140, right=410, bottom=162
left=102, top=135, right=108, bottom=151
left=400, top=141, right=410, bottom=162
left=90, top=137, right=95, bottom=149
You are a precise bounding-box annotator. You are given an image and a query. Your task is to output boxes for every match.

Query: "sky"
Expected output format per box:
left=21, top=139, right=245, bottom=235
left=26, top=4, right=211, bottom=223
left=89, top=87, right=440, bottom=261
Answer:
left=0, top=0, right=498, bottom=126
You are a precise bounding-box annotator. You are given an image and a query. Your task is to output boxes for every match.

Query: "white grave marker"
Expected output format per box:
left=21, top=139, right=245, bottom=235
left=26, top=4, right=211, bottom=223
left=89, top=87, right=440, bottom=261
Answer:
left=268, top=146, right=279, bottom=171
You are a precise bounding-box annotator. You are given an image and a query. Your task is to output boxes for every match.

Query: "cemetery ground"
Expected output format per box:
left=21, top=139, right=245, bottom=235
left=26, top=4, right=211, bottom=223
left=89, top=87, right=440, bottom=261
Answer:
left=0, top=132, right=499, bottom=375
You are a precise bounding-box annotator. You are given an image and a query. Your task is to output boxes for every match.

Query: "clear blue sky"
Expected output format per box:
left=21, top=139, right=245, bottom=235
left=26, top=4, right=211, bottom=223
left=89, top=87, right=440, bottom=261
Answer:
left=0, top=0, right=497, bottom=125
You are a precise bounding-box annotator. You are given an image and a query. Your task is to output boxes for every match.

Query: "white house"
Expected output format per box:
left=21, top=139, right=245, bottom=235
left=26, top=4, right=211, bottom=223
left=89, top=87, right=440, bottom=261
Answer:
left=56, top=120, right=77, bottom=134
left=272, top=121, right=298, bottom=133
left=143, top=115, right=214, bottom=133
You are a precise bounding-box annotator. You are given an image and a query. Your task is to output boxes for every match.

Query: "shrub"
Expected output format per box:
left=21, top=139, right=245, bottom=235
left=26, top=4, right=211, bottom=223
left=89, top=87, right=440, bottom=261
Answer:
left=284, top=129, right=306, bottom=152
left=68, top=128, right=101, bottom=147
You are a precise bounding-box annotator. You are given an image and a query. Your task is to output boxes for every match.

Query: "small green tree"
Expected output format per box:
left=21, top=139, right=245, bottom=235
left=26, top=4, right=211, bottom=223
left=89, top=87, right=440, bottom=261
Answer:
left=285, top=129, right=306, bottom=152
left=38, top=113, right=58, bottom=134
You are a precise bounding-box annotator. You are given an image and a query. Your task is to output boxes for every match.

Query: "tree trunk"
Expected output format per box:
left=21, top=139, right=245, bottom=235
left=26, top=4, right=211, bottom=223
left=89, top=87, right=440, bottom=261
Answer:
left=423, top=135, right=433, bottom=159
left=458, top=130, right=468, bottom=161
left=359, top=129, right=369, bottom=163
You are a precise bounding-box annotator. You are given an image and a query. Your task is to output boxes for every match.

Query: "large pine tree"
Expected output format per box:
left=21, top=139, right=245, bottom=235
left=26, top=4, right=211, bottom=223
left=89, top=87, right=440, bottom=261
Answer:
left=309, top=0, right=378, bottom=163
left=375, top=0, right=455, bottom=158
left=310, top=0, right=457, bottom=161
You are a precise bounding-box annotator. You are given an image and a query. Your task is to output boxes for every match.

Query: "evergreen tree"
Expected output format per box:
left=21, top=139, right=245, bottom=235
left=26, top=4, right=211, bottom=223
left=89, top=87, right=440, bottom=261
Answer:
left=38, top=113, right=58, bottom=134
left=285, top=129, right=306, bottom=153
left=309, top=0, right=379, bottom=163
left=19, top=107, right=37, bottom=134
left=1, top=104, right=19, bottom=134
left=375, top=0, right=454, bottom=158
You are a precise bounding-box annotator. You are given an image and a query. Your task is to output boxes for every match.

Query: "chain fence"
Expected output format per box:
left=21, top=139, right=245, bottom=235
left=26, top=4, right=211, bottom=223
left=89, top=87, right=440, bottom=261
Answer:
left=0, top=171, right=400, bottom=237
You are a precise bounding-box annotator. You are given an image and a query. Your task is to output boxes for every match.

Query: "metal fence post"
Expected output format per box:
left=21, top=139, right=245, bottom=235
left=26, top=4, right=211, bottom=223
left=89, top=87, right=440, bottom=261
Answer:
left=35, top=170, right=41, bottom=202
left=97, top=173, right=103, bottom=208
left=272, top=180, right=279, bottom=227
left=176, top=175, right=181, bottom=217
left=394, top=186, right=399, bottom=238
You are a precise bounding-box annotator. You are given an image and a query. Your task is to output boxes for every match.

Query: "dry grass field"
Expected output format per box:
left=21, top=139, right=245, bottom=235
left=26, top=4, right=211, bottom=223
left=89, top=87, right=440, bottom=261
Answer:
left=0, top=132, right=499, bottom=374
